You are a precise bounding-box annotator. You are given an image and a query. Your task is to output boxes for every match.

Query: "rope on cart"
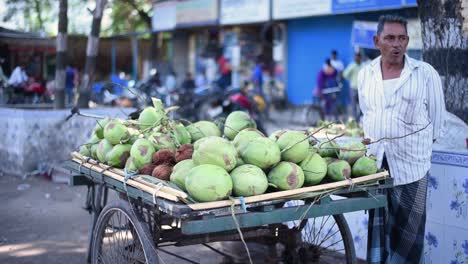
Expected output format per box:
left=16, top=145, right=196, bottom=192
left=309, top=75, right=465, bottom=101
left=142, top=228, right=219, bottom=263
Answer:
left=123, top=168, right=138, bottom=194
left=229, top=197, right=253, bottom=264
left=238, top=196, right=247, bottom=212
left=152, top=183, right=164, bottom=204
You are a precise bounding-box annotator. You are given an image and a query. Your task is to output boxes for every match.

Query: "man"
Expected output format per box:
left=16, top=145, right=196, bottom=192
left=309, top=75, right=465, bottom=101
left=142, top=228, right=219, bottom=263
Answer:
left=343, top=52, right=362, bottom=121
left=358, top=15, right=445, bottom=263
left=65, top=64, right=78, bottom=104
left=8, top=63, right=28, bottom=88
left=330, top=50, right=344, bottom=73
left=252, top=56, right=264, bottom=97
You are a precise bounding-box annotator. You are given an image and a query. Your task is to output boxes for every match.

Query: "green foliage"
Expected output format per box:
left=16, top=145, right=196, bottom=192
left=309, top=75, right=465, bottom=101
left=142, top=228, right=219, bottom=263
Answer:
left=103, top=0, right=152, bottom=36
left=3, top=0, right=53, bottom=32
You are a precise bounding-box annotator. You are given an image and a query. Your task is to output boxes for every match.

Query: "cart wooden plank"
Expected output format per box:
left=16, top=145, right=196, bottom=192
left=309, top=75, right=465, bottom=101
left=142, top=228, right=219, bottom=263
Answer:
left=187, top=171, right=388, bottom=210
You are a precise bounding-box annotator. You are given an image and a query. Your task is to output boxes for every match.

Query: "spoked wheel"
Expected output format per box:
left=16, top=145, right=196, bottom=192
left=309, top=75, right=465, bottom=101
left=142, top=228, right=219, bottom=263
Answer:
left=281, top=208, right=355, bottom=264
left=91, top=200, right=159, bottom=264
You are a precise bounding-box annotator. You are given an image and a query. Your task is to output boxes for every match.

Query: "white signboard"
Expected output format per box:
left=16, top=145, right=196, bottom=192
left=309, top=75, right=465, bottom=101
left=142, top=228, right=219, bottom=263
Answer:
left=220, top=0, right=270, bottom=25
left=273, top=0, right=331, bottom=20
left=152, top=1, right=176, bottom=31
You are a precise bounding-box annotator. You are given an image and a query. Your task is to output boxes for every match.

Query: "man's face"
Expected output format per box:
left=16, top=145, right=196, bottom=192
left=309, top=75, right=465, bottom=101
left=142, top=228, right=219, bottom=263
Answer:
left=374, top=22, right=409, bottom=65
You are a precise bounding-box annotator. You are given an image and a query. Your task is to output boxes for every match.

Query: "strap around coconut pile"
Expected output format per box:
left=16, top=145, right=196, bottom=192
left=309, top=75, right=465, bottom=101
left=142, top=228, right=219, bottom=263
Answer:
left=78, top=160, right=84, bottom=174
left=123, top=168, right=138, bottom=194
left=344, top=174, right=355, bottom=191
left=152, top=182, right=164, bottom=204
left=239, top=196, right=247, bottom=212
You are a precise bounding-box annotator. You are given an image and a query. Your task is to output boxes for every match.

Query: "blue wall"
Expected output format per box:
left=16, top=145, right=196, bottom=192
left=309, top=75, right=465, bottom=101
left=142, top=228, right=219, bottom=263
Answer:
left=287, top=15, right=355, bottom=105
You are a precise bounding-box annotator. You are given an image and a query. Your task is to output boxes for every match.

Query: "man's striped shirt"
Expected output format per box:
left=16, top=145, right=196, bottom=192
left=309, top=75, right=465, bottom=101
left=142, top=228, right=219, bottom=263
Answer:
left=357, top=55, right=446, bottom=186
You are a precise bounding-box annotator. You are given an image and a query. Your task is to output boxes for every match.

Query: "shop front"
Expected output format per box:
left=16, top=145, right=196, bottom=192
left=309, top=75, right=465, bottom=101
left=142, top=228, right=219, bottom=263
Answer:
left=272, top=0, right=418, bottom=105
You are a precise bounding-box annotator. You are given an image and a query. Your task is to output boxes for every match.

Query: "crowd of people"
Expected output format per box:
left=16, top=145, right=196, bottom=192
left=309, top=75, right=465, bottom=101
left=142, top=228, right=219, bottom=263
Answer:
left=0, top=58, right=69, bottom=105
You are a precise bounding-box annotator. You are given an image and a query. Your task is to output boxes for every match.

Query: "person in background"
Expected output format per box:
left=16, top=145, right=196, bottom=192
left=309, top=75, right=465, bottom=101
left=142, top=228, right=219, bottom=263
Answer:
left=330, top=50, right=344, bottom=73
left=360, top=15, right=445, bottom=264
left=251, top=55, right=264, bottom=97
left=65, top=64, right=78, bottom=104
left=165, top=68, right=177, bottom=92
left=217, top=52, right=232, bottom=90
left=181, top=72, right=196, bottom=91
left=316, top=59, right=339, bottom=121
left=343, top=52, right=362, bottom=121
left=8, top=63, right=28, bottom=89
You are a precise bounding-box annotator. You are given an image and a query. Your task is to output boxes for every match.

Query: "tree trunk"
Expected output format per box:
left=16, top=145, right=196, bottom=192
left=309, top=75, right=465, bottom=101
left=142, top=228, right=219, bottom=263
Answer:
left=77, top=0, right=108, bottom=108
left=417, top=0, right=468, bottom=123
left=54, top=0, right=67, bottom=109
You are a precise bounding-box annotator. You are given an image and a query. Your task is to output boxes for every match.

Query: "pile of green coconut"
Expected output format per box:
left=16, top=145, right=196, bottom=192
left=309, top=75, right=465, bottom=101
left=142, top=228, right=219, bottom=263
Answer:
left=78, top=100, right=378, bottom=203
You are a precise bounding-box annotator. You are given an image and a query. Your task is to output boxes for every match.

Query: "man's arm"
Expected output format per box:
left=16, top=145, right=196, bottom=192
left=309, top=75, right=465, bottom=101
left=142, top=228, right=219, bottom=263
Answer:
left=426, top=66, right=446, bottom=141
left=342, top=63, right=352, bottom=81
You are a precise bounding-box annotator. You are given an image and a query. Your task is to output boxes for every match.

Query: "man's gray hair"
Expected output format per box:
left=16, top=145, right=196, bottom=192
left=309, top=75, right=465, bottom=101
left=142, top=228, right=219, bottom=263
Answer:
left=377, top=15, right=408, bottom=36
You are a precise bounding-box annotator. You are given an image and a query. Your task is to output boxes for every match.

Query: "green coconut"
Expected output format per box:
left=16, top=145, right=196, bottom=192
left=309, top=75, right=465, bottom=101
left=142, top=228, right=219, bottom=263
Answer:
left=238, top=137, right=281, bottom=169
left=103, top=119, right=129, bottom=145
left=187, top=121, right=221, bottom=142
left=192, top=136, right=237, bottom=171
left=352, top=156, right=378, bottom=177
left=299, top=153, right=328, bottom=186
left=230, top=165, right=268, bottom=197
left=126, top=127, right=141, bottom=145
left=185, top=164, right=233, bottom=202
left=268, top=162, right=305, bottom=190
left=236, top=156, right=245, bottom=166
left=193, top=136, right=209, bottom=151
left=87, top=133, right=101, bottom=144
left=224, top=111, right=257, bottom=140
left=96, top=139, right=113, bottom=162
left=173, top=123, right=191, bottom=145
left=323, top=157, right=339, bottom=165
left=170, top=159, right=196, bottom=191
left=79, top=145, right=91, bottom=157
left=327, top=160, right=351, bottom=182
left=124, top=157, right=138, bottom=173
left=130, top=138, right=156, bottom=169
left=272, top=130, right=309, bottom=163
left=318, top=140, right=340, bottom=158
left=106, top=144, right=132, bottom=168
left=90, top=143, right=99, bottom=160
left=232, top=128, right=265, bottom=151
left=148, top=132, right=176, bottom=151
left=339, top=141, right=366, bottom=165
left=268, top=130, right=286, bottom=141
left=138, top=107, right=165, bottom=130
left=93, top=118, right=111, bottom=139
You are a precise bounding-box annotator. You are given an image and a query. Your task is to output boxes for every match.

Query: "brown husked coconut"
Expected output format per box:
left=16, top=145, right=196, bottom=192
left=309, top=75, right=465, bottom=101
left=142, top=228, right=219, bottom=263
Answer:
left=152, top=164, right=173, bottom=181
left=175, top=144, right=194, bottom=162
left=139, top=164, right=156, bottom=175
left=152, top=149, right=176, bottom=165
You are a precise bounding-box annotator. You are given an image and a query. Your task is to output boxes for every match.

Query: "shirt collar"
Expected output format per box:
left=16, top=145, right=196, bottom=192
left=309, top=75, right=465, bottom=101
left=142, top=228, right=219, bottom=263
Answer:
left=371, top=54, right=420, bottom=74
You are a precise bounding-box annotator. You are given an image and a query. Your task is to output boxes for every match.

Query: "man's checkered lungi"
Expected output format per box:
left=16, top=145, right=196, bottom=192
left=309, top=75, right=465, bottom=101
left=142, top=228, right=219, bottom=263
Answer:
left=367, top=174, right=428, bottom=264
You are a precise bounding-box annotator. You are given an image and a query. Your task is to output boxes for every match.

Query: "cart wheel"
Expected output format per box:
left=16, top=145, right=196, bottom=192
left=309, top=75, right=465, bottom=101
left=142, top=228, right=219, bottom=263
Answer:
left=91, top=200, right=159, bottom=264
left=282, top=214, right=356, bottom=264
left=86, top=184, right=109, bottom=263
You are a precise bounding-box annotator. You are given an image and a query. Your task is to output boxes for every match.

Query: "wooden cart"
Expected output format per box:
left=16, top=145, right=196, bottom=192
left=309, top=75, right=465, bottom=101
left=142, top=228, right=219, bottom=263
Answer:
left=64, top=155, right=391, bottom=264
